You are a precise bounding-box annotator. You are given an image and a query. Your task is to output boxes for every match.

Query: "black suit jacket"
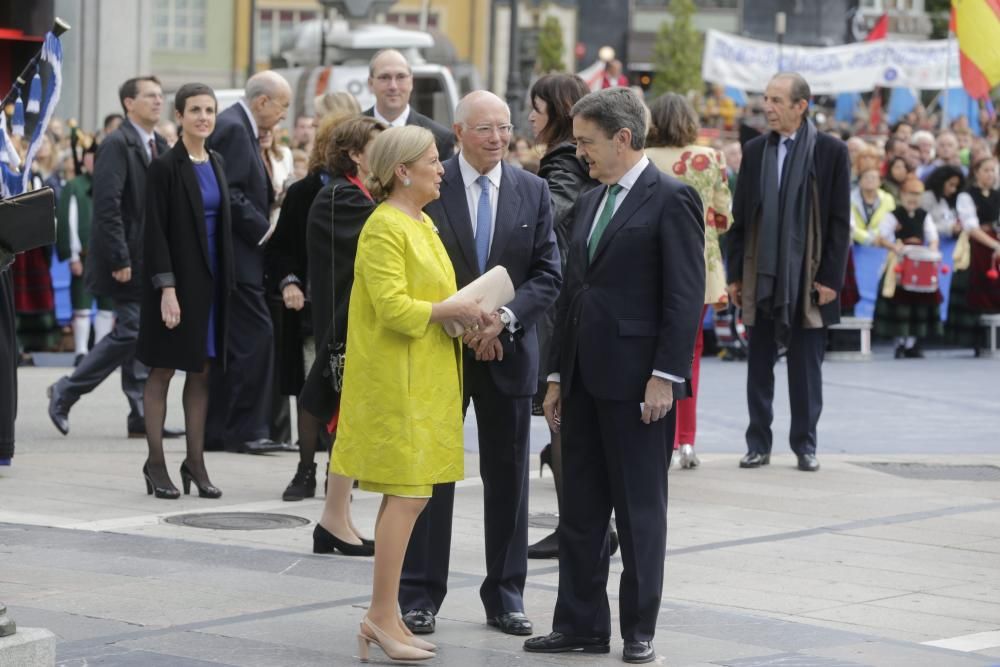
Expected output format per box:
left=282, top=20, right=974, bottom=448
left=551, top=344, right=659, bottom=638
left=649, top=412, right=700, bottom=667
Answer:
left=427, top=157, right=561, bottom=397
left=550, top=161, right=705, bottom=402
left=137, top=142, right=235, bottom=372
left=207, top=103, right=274, bottom=286
left=363, top=106, right=456, bottom=160
left=725, top=131, right=851, bottom=326
left=85, top=121, right=167, bottom=301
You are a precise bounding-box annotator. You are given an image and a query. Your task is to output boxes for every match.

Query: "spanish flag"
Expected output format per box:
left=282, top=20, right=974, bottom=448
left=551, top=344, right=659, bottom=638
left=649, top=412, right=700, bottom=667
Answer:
left=953, top=0, right=1000, bottom=100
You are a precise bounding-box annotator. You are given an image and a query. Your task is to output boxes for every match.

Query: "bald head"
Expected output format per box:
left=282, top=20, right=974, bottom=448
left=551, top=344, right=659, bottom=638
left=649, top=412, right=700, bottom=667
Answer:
left=368, top=49, right=413, bottom=121
left=246, top=70, right=291, bottom=102
left=244, top=70, right=291, bottom=131
left=454, top=91, right=512, bottom=174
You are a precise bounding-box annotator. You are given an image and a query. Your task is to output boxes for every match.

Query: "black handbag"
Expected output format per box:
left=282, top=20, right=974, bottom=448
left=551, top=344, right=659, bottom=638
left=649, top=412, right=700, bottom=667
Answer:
left=322, top=185, right=346, bottom=392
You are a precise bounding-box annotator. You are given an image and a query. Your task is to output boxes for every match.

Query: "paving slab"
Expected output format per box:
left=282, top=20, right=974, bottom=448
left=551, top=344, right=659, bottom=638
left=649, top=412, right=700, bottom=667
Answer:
left=3, top=358, right=1000, bottom=665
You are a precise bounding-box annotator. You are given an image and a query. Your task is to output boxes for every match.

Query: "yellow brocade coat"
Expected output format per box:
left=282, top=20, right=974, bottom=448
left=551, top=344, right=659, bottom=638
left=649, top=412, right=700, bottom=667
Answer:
left=330, top=203, right=464, bottom=494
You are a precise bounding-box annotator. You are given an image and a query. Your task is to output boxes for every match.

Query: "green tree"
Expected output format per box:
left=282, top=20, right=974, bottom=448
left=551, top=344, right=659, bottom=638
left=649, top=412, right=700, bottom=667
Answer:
left=651, top=0, right=703, bottom=97
left=536, top=15, right=565, bottom=73
left=925, top=0, right=951, bottom=40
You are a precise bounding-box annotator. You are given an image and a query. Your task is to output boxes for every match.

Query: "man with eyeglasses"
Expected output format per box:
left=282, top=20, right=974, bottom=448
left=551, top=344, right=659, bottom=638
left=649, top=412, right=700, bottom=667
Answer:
left=363, top=49, right=455, bottom=159
left=48, top=76, right=181, bottom=440
left=399, top=90, right=561, bottom=639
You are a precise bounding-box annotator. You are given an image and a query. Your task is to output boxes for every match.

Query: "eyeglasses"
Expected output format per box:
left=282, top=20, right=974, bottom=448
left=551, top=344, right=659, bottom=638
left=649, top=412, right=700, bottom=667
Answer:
left=469, top=124, right=514, bottom=137
left=375, top=73, right=412, bottom=83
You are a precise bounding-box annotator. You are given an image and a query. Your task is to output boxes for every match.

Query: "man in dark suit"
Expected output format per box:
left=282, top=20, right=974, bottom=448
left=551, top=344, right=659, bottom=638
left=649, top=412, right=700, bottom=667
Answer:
left=205, top=70, right=291, bottom=454
left=725, top=72, right=851, bottom=473
left=47, top=76, right=181, bottom=439
left=362, top=49, right=454, bottom=160
left=524, top=87, right=705, bottom=664
left=399, top=90, right=561, bottom=637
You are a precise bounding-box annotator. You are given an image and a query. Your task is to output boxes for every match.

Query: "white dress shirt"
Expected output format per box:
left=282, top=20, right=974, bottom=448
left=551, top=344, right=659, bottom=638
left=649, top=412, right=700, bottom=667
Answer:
left=128, top=119, right=156, bottom=162
left=237, top=99, right=260, bottom=141
left=373, top=104, right=411, bottom=128
left=552, top=154, right=683, bottom=385
left=458, top=153, right=520, bottom=332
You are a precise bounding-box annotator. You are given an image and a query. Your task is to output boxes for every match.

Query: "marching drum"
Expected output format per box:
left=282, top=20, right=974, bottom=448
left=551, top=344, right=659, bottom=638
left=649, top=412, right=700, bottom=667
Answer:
left=897, top=246, right=942, bottom=293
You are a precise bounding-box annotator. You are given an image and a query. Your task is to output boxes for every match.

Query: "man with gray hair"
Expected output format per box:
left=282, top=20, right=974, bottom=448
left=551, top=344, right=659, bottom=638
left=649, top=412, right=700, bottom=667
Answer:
left=204, top=70, right=291, bottom=454
left=399, top=90, right=561, bottom=638
left=363, top=48, right=454, bottom=159
left=726, top=72, right=851, bottom=473
left=525, top=87, right=705, bottom=663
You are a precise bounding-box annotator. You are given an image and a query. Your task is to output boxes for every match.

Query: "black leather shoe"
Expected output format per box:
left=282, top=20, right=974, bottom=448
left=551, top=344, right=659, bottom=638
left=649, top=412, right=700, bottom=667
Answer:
left=797, top=453, right=820, bottom=471
left=487, top=612, right=533, bottom=636
left=128, top=425, right=185, bottom=439
left=402, top=609, right=436, bottom=634
left=904, top=346, right=925, bottom=358
left=312, top=523, right=373, bottom=556
left=623, top=640, right=655, bottom=664
left=523, top=632, right=610, bottom=654
left=226, top=438, right=286, bottom=454
left=528, top=531, right=559, bottom=559
left=47, top=383, right=70, bottom=436
left=739, top=452, right=770, bottom=468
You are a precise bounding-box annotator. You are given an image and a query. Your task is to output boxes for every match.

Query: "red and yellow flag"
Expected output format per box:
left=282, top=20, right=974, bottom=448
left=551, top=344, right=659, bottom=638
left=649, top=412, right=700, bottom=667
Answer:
left=953, top=0, right=1000, bottom=99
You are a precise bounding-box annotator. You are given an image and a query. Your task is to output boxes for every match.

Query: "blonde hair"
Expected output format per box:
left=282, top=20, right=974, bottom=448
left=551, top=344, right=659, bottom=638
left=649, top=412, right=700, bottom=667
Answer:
left=365, top=126, right=435, bottom=201
left=314, top=91, right=361, bottom=119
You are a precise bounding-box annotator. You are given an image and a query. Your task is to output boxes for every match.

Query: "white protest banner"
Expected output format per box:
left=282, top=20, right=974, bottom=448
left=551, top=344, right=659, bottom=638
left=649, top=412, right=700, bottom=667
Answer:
left=702, top=29, right=960, bottom=94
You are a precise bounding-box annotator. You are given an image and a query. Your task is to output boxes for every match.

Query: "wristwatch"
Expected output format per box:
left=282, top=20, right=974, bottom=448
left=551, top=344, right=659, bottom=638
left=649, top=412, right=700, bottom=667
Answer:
left=498, top=310, right=512, bottom=330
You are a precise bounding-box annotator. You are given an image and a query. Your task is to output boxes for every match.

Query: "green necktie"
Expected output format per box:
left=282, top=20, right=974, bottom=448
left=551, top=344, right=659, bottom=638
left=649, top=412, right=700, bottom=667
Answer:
left=588, top=183, right=623, bottom=262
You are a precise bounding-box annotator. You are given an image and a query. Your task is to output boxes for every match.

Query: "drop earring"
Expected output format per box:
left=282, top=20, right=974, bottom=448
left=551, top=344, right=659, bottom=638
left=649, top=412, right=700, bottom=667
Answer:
left=403, top=177, right=412, bottom=187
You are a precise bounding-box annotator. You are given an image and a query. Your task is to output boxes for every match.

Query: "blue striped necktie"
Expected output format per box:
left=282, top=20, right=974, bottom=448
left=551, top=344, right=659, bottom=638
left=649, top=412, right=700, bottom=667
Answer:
left=475, top=175, right=492, bottom=273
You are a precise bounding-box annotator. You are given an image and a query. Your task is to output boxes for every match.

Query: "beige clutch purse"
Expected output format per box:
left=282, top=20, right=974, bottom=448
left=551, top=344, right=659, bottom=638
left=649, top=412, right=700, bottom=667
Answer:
left=442, top=265, right=515, bottom=337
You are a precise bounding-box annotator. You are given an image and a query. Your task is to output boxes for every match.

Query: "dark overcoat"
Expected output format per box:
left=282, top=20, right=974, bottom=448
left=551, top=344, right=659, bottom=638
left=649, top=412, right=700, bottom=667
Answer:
left=136, top=141, right=235, bottom=371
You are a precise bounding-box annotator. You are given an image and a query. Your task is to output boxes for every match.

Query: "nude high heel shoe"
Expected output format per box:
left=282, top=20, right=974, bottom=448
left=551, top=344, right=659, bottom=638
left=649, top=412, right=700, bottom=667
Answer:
left=358, top=617, right=434, bottom=663
left=400, top=621, right=437, bottom=652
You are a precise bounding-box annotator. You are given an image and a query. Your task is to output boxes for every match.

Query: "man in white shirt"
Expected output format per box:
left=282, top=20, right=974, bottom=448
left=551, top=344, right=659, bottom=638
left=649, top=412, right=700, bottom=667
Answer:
left=363, top=49, right=454, bottom=159
left=48, top=76, right=179, bottom=440
left=400, top=90, right=561, bottom=640
left=525, top=87, right=705, bottom=665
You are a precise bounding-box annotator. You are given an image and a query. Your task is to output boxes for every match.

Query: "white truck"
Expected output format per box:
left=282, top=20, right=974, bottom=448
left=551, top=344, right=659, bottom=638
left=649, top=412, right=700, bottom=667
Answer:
left=213, top=21, right=461, bottom=130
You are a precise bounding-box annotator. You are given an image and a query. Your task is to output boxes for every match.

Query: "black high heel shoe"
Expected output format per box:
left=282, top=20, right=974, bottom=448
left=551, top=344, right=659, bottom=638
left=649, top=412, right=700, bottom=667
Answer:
left=179, top=461, right=222, bottom=499
left=142, top=462, right=180, bottom=499
left=313, top=523, right=374, bottom=556
left=539, top=443, right=552, bottom=477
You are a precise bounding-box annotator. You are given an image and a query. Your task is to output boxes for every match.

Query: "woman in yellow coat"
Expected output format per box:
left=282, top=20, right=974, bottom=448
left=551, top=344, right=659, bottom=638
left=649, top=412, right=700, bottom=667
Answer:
left=329, top=125, right=492, bottom=663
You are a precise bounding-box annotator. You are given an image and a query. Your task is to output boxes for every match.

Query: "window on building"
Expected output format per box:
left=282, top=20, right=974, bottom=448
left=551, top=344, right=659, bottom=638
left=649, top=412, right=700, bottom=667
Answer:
left=256, top=8, right=318, bottom=62
left=153, top=0, right=207, bottom=52
left=384, top=12, right=440, bottom=30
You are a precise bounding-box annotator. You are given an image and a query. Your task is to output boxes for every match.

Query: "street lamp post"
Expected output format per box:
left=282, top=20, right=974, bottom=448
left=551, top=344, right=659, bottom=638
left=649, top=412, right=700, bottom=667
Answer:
left=506, top=0, right=523, bottom=121
left=775, top=11, right=786, bottom=73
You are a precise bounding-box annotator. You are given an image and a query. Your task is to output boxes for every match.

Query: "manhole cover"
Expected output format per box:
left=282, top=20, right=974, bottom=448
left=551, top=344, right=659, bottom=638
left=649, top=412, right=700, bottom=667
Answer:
left=853, top=462, right=1000, bottom=482
left=163, top=512, right=310, bottom=530
left=528, top=512, right=559, bottom=529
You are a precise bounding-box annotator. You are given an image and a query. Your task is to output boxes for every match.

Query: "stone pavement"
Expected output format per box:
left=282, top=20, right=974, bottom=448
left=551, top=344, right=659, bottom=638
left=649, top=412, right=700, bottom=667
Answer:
left=1, top=353, right=999, bottom=666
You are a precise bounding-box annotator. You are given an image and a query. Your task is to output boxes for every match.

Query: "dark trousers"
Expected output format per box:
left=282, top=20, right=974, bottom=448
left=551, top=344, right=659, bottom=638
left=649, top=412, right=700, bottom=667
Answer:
left=267, top=298, right=292, bottom=443
left=745, top=315, right=826, bottom=457
left=553, top=376, right=672, bottom=642
left=400, top=359, right=531, bottom=618
left=207, top=283, right=274, bottom=446
left=0, top=270, right=16, bottom=458
left=55, top=298, right=147, bottom=428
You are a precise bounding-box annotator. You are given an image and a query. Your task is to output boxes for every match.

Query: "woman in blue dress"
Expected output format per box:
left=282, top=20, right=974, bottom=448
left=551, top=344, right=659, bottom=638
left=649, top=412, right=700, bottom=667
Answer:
left=137, top=83, right=234, bottom=499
